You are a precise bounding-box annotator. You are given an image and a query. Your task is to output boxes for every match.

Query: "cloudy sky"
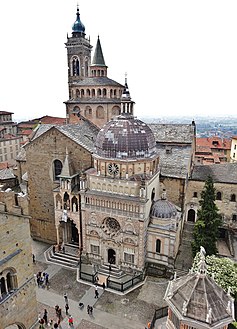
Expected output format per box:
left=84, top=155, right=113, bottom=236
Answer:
left=0, top=0, right=237, bottom=122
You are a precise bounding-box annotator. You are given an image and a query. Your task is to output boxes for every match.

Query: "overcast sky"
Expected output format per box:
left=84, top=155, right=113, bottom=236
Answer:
left=0, top=0, right=237, bottom=122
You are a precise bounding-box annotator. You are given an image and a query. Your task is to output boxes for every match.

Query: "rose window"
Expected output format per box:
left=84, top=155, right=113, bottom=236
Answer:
left=102, top=217, right=121, bottom=235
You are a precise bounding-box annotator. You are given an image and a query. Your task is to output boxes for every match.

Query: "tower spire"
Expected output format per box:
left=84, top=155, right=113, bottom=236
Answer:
left=121, top=74, right=134, bottom=116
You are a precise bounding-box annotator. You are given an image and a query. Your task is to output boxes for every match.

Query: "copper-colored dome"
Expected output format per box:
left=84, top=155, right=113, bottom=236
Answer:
left=95, top=114, right=157, bottom=159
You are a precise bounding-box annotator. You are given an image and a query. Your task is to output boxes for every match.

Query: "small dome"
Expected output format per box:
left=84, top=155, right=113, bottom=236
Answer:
left=150, top=199, right=177, bottom=218
left=72, top=8, right=85, bottom=33
left=95, top=114, right=157, bottom=160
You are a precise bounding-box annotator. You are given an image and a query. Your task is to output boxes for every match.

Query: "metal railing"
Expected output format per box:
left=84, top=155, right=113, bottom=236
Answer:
left=150, top=306, right=168, bottom=329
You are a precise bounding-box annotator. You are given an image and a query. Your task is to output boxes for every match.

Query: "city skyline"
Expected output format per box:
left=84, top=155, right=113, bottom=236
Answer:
left=0, top=0, right=237, bottom=122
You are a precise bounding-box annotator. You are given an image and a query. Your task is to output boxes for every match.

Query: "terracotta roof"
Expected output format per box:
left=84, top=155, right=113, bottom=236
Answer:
left=20, top=130, right=33, bottom=135
left=39, top=116, right=66, bottom=125
left=0, top=162, right=9, bottom=170
left=196, top=137, right=231, bottom=150
left=18, top=123, right=36, bottom=128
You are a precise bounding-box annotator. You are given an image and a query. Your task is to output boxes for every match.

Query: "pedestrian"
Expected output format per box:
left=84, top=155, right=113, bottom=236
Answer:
left=68, top=316, right=73, bottom=327
left=102, top=282, right=105, bottom=290
left=57, top=308, right=62, bottom=321
left=49, top=319, right=53, bottom=328
left=65, top=303, right=69, bottom=315
left=55, top=304, right=59, bottom=315
left=87, top=304, right=90, bottom=314
left=32, top=254, right=36, bottom=263
left=64, top=292, right=68, bottom=303
left=43, top=309, right=48, bottom=325
left=90, top=306, right=93, bottom=315
left=52, top=245, right=55, bottom=253
left=95, top=289, right=99, bottom=298
left=37, top=276, right=40, bottom=287
left=109, top=264, right=112, bottom=272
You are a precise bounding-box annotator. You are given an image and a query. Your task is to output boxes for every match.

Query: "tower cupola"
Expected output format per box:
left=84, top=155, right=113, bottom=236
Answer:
left=72, top=5, right=85, bottom=37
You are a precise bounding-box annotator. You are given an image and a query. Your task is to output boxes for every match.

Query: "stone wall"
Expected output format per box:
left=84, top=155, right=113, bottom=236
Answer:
left=25, top=128, right=93, bottom=242
left=0, top=191, right=37, bottom=329
left=185, top=180, right=237, bottom=230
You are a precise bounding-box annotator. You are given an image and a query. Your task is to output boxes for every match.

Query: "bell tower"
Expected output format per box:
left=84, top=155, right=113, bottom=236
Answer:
left=65, top=5, right=92, bottom=98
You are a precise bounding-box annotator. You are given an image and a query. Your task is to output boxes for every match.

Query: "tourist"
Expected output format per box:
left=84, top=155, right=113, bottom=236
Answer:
left=64, top=292, right=68, bottom=303
left=65, top=303, right=69, bottom=315
left=68, top=316, right=74, bottom=327
left=43, top=309, right=48, bottom=325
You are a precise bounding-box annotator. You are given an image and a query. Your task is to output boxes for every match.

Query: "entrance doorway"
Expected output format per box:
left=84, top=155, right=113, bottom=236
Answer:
left=108, top=248, right=116, bottom=264
left=71, top=221, right=79, bottom=244
left=187, top=209, right=195, bottom=222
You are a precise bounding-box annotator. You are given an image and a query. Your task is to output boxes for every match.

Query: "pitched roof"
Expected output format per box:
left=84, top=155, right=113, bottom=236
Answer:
left=191, top=163, right=237, bottom=184
left=157, top=144, right=192, bottom=179
left=0, top=167, right=15, bottom=180
left=165, top=269, right=234, bottom=326
left=92, top=36, right=106, bottom=66
left=196, top=137, right=231, bottom=150
left=70, top=76, right=124, bottom=87
left=39, top=116, right=66, bottom=125
left=28, top=120, right=99, bottom=153
left=148, top=124, right=195, bottom=144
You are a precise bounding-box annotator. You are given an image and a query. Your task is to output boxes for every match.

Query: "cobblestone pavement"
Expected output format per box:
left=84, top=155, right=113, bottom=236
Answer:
left=32, top=240, right=169, bottom=328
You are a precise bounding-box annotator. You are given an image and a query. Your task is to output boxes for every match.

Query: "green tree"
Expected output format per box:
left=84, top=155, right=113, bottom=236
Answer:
left=192, top=252, right=237, bottom=296
left=192, top=175, right=222, bottom=256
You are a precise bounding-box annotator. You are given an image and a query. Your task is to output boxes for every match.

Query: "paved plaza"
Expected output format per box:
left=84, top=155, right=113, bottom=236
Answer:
left=32, top=240, right=168, bottom=329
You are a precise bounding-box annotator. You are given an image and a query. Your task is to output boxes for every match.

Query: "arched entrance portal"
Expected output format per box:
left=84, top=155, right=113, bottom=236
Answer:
left=71, top=221, right=79, bottom=244
left=187, top=209, right=195, bottom=222
left=108, top=248, right=116, bottom=264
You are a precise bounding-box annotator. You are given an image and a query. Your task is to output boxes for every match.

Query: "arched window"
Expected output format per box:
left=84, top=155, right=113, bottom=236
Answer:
left=72, top=196, right=78, bottom=212
left=86, top=89, right=90, bottom=97
left=187, top=209, right=195, bottom=222
left=230, top=194, right=236, bottom=202
left=216, top=192, right=222, bottom=200
left=193, top=192, right=198, bottom=198
left=112, top=106, right=120, bottom=116
left=71, top=57, right=80, bottom=76
left=53, top=160, right=62, bottom=181
left=156, top=239, right=161, bottom=253
left=103, top=88, right=107, bottom=97
left=96, top=106, right=105, bottom=119
left=63, top=192, right=70, bottom=210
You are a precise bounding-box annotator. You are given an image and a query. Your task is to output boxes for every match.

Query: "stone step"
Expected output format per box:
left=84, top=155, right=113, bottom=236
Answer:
left=44, top=247, right=78, bottom=269
left=98, top=264, right=125, bottom=278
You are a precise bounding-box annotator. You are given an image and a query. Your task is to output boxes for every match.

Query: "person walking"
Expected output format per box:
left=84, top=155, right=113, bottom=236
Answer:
left=65, top=303, right=69, bottom=315
left=68, top=316, right=73, bottom=327
left=43, top=309, right=48, bottom=325
left=102, top=282, right=105, bottom=290
left=90, top=306, right=93, bottom=315
left=95, top=289, right=99, bottom=298
left=64, top=292, right=68, bottom=303
left=87, top=305, right=90, bottom=314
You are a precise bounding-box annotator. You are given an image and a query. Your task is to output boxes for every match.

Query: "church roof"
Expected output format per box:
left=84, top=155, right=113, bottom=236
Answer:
left=70, top=76, right=124, bottom=87
left=95, top=114, right=157, bottom=160
left=150, top=199, right=177, bottom=218
left=27, top=121, right=99, bottom=153
left=148, top=124, right=195, bottom=144
left=191, top=163, right=237, bottom=184
left=0, top=168, right=15, bottom=180
left=157, top=144, right=192, bottom=179
left=92, top=36, right=106, bottom=66
left=164, top=255, right=235, bottom=327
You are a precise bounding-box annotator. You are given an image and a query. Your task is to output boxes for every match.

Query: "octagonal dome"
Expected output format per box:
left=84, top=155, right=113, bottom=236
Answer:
left=150, top=199, right=177, bottom=218
left=95, top=114, right=157, bottom=159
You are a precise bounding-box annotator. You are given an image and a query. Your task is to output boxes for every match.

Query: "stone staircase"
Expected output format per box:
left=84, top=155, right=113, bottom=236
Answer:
left=174, top=222, right=195, bottom=276
left=44, top=244, right=79, bottom=269
left=98, top=263, right=126, bottom=279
